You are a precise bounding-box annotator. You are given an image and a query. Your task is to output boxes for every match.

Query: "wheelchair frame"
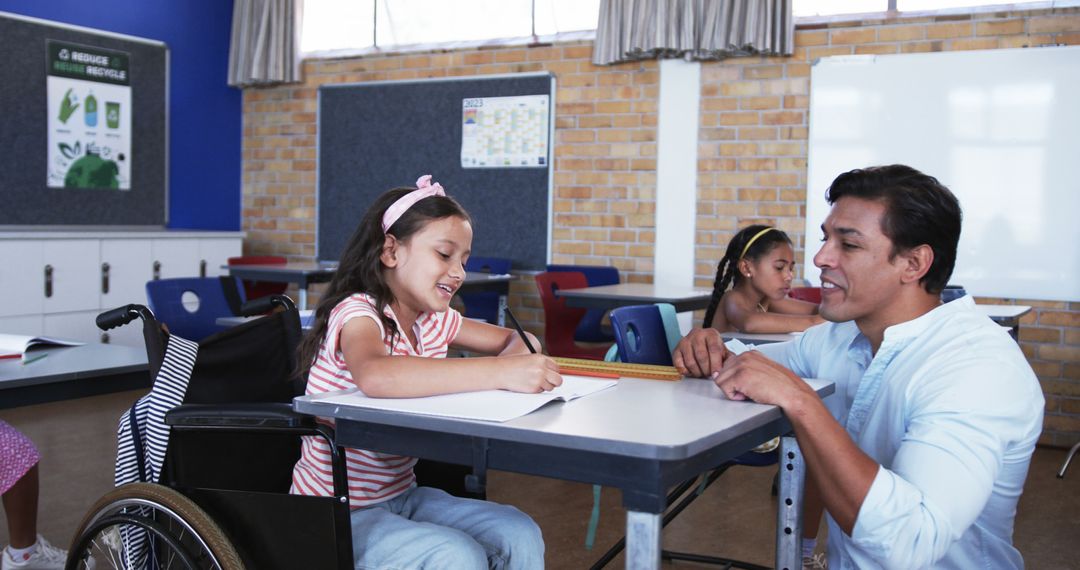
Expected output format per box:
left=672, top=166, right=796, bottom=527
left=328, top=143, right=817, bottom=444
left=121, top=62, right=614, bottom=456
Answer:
left=66, top=297, right=353, bottom=570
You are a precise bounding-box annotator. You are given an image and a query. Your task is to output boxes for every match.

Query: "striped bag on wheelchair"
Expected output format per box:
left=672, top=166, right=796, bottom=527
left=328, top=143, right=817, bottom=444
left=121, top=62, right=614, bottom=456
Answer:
left=114, top=334, right=199, bottom=568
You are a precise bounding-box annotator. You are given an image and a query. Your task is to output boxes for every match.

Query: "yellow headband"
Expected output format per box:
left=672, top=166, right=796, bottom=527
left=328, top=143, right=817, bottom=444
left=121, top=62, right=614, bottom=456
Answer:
left=739, top=227, right=776, bottom=260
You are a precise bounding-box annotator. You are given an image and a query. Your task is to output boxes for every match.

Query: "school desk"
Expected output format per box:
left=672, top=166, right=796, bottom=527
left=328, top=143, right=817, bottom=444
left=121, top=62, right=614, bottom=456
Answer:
left=224, top=264, right=514, bottom=316
left=222, top=263, right=335, bottom=309
left=722, top=305, right=1032, bottom=342
left=555, top=283, right=714, bottom=313
left=295, top=376, right=835, bottom=569
left=975, top=304, right=1031, bottom=340
left=720, top=330, right=801, bottom=346
left=0, top=343, right=149, bottom=409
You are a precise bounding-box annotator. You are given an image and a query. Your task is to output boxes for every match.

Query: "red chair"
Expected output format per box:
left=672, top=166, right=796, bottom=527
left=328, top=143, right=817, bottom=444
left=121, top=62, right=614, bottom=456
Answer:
left=534, top=272, right=610, bottom=360
left=789, top=286, right=822, bottom=304
left=227, top=255, right=288, bottom=302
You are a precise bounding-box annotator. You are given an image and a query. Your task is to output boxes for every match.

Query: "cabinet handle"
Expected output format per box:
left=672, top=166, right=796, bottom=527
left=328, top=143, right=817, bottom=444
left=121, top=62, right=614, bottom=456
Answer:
left=101, top=262, right=110, bottom=294
left=153, top=260, right=161, bottom=280
left=200, top=259, right=207, bottom=278
left=44, top=264, right=53, bottom=298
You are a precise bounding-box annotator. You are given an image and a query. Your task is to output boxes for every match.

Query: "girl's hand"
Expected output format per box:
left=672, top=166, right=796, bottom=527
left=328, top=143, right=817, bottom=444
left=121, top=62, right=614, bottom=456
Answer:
left=498, top=353, right=563, bottom=393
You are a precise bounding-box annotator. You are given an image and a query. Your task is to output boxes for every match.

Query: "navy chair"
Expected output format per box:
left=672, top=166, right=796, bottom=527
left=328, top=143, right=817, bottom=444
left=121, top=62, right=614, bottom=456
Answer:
left=545, top=264, right=618, bottom=342
left=146, top=276, right=245, bottom=342
left=609, top=305, right=674, bottom=366
left=461, top=256, right=511, bottom=324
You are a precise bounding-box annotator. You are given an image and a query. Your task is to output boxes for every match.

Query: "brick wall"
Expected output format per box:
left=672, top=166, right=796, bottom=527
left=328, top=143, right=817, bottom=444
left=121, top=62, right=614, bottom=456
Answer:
left=240, top=6, right=1080, bottom=446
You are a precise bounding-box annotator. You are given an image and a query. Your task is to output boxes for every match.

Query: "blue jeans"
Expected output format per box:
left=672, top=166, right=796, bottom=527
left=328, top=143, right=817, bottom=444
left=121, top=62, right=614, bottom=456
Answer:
left=349, top=486, right=545, bottom=569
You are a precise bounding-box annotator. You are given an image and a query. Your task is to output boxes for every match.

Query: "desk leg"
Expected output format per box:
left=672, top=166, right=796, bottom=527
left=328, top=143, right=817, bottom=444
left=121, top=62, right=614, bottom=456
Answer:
left=624, top=510, right=661, bottom=569
left=497, top=294, right=508, bottom=327
left=298, top=287, right=308, bottom=311
left=776, top=435, right=805, bottom=570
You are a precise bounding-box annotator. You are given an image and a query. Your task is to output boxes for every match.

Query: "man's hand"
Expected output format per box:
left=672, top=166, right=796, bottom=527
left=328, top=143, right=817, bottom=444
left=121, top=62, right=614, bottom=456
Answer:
left=713, top=351, right=808, bottom=407
left=672, top=328, right=731, bottom=378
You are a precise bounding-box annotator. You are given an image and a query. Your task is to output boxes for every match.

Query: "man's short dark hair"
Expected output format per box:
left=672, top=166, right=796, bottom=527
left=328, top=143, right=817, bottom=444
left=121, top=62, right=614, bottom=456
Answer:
left=826, top=164, right=962, bottom=294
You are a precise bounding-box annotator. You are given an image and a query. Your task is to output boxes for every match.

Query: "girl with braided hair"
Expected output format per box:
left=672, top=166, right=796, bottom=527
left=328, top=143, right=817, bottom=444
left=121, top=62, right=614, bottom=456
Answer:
left=702, top=224, right=824, bottom=333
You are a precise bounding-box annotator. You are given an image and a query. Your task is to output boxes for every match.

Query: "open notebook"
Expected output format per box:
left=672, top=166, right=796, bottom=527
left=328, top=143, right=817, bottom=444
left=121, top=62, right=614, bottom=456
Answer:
left=0, top=334, right=83, bottom=362
left=312, top=374, right=617, bottom=423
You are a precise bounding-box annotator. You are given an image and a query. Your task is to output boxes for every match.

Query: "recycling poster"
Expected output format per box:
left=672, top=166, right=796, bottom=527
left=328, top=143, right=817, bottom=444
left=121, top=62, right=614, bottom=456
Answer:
left=46, top=40, right=131, bottom=190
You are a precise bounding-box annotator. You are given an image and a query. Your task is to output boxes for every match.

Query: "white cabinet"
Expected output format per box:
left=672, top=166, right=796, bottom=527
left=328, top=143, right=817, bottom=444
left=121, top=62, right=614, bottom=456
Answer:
left=0, top=240, right=44, bottom=317
left=0, top=315, right=43, bottom=337
left=44, top=310, right=105, bottom=345
left=42, top=240, right=101, bottom=315
left=101, top=239, right=153, bottom=308
left=0, top=231, right=244, bottom=347
left=199, top=238, right=241, bottom=277
left=151, top=239, right=202, bottom=280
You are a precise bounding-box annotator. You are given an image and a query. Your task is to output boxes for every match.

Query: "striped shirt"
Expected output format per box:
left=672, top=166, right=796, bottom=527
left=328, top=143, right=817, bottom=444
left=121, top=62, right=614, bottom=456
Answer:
left=290, top=293, right=463, bottom=507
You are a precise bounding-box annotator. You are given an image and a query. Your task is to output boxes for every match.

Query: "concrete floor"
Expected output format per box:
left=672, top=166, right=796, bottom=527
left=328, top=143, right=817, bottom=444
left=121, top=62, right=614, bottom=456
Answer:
left=3, top=389, right=1078, bottom=568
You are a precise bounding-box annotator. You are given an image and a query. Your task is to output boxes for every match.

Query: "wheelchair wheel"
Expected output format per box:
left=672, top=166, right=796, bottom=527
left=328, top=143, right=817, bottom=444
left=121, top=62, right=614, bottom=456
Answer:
left=67, top=482, right=243, bottom=570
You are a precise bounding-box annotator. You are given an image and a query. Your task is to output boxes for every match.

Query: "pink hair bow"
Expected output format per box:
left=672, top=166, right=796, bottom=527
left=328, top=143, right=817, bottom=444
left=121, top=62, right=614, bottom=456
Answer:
left=381, top=175, right=446, bottom=233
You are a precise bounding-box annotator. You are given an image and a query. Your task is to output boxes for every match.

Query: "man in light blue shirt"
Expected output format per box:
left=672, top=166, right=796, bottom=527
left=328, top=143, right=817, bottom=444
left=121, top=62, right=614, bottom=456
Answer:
left=674, top=165, right=1043, bottom=569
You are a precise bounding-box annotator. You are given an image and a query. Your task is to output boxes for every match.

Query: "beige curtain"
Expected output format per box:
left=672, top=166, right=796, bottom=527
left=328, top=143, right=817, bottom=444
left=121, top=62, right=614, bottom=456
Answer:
left=593, top=0, right=794, bottom=65
left=227, top=0, right=303, bottom=88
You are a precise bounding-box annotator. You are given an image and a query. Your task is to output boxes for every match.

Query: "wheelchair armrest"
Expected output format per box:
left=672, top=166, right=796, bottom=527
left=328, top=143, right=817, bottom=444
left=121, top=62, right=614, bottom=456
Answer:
left=165, top=402, right=313, bottom=429
left=165, top=402, right=350, bottom=501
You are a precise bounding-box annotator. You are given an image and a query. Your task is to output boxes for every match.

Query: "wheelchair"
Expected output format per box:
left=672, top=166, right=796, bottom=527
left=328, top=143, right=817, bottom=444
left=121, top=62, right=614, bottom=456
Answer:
left=66, top=294, right=483, bottom=569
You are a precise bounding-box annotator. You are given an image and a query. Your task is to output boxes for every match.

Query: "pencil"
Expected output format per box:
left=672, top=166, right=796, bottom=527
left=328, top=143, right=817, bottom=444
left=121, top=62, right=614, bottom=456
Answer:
left=503, top=306, right=537, bottom=354
left=22, top=352, right=48, bottom=365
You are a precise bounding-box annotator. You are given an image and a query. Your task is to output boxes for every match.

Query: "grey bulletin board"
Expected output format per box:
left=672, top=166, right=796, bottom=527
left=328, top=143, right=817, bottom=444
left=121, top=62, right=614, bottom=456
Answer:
left=0, top=12, right=167, bottom=226
left=317, top=73, right=554, bottom=269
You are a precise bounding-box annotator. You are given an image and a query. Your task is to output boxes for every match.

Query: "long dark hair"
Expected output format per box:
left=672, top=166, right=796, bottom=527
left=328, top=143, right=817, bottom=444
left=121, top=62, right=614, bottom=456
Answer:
left=297, top=186, right=471, bottom=380
left=701, top=224, right=792, bottom=329
left=825, top=164, right=961, bottom=294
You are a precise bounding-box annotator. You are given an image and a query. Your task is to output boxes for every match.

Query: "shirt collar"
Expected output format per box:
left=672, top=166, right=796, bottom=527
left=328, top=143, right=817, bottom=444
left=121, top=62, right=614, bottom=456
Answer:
left=368, top=294, right=431, bottom=355
left=881, top=294, right=973, bottom=344
left=842, top=295, right=974, bottom=363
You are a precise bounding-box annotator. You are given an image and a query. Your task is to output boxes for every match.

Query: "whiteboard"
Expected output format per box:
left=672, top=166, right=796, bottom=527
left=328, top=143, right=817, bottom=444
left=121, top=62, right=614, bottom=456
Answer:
left=805, top=46, right=1080, bottom=302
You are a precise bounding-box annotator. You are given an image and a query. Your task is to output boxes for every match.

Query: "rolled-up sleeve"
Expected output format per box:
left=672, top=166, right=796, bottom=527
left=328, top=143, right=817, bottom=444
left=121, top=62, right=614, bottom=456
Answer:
left=849, top=359, right=1039, bottom=569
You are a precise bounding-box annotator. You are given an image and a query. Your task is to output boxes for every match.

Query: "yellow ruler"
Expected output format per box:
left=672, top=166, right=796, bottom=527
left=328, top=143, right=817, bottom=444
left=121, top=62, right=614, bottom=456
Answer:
left=552, top=357, right=683, bottom=381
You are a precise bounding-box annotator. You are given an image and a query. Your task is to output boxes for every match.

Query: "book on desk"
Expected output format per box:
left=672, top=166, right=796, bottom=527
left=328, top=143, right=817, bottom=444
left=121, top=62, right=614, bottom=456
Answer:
left=311, top=374, right=617, bottom=422
left=0, top=334, right=83, bottom=363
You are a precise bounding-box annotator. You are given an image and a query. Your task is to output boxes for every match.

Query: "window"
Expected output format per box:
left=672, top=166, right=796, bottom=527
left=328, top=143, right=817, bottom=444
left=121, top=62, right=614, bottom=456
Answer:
left=301, top=0, right=601, bottom=54
left=302, top=1, right=1071, bottom=54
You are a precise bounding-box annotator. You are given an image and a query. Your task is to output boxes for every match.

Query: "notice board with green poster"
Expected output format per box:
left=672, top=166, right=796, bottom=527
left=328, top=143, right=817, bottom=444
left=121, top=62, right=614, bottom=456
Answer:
left=0, top=12, right=167, bottom=226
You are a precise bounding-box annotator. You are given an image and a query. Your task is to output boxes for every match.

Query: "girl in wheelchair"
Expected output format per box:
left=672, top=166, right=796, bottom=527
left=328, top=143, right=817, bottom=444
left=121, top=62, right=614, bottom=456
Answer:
left=291, top=175, right=552, bottom=569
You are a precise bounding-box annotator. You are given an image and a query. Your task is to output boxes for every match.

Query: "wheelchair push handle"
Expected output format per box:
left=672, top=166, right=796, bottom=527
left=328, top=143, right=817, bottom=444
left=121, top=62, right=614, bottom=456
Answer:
left=96, top=304, right=155, bottom=331
left=239, top=294, right=295, bottom=317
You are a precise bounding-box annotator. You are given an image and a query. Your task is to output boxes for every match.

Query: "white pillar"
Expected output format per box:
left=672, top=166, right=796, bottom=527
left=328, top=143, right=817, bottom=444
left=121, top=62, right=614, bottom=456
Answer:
left=655, top=59, right=701, bottom=334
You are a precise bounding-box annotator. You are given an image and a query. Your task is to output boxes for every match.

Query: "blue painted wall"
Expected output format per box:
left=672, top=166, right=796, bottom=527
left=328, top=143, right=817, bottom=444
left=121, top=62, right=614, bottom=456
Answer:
left=0, top=0, right=241, bottom=230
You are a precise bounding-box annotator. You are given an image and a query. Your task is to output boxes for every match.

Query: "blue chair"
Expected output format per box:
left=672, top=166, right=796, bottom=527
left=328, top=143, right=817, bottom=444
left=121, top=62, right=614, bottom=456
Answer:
left=604, top=303, right=681, bottom=363
left=461, top=256, right=511, bottom=324
left=146, top=276, right=245, bottom=342
left=609, top=305, right=674, bottom=366
left=545, top=264, right=618, bottom=342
